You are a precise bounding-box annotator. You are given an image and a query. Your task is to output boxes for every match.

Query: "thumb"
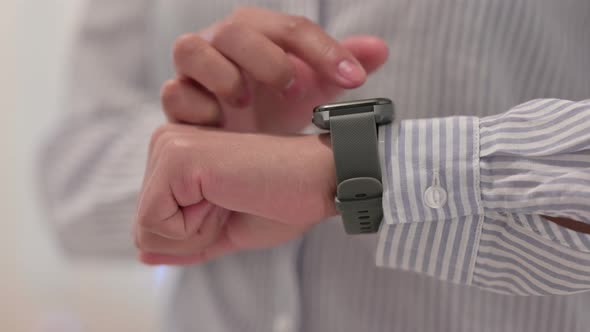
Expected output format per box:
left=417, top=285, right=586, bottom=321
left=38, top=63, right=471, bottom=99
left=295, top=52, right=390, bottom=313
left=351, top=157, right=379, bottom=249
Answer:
left=340, top=35, right=389, bottom=75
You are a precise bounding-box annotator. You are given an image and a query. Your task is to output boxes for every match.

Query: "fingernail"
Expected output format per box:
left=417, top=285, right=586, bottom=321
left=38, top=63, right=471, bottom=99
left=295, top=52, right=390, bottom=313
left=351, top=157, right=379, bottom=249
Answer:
left=337, top=59, right=365, bottom=85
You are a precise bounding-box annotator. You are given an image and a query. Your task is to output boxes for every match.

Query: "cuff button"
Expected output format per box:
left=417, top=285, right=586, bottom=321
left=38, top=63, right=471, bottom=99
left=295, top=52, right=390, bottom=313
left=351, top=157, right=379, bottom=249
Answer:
left=424, top=185, right=447, bottom=209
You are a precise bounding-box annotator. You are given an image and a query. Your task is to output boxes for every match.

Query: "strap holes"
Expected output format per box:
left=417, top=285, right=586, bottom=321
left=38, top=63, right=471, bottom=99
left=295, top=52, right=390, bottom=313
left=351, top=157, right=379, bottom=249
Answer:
left=355, top=193, right=367, bottom=198
left=358, top=210, right=369, bottom=214
left=360, top=226, right=372, bottom=231
left=360, top=221, right=371, bottom=225
left=358, top=216, right=370, bottom=220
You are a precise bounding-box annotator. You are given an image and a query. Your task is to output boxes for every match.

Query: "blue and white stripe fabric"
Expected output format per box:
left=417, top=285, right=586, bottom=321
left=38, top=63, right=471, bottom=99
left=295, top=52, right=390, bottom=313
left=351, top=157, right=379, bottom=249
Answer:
left=378, top=99, right=590, bottom=295
left=41, top=0, right=590, bottom=331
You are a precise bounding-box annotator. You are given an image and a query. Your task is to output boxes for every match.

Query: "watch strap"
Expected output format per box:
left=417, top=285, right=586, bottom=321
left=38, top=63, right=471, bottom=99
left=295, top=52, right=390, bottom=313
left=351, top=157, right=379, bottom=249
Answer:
left=330, top=112, right=383, bottom=234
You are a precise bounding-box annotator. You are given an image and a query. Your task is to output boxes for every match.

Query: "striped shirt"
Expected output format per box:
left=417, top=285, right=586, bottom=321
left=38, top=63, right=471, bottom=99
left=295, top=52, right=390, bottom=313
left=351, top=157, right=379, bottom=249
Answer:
left=39, top=0, right=590, bottom=331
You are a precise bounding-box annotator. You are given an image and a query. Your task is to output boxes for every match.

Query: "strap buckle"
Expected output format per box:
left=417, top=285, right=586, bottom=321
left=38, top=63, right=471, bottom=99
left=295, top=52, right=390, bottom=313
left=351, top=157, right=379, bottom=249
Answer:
left=336, top=177, right=384, bottom=234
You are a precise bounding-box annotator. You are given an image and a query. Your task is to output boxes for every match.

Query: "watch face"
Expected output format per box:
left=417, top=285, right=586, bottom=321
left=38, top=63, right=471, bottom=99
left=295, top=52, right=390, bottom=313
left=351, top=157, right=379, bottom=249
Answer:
left=313, top=98, right=391, bottom=113
left=312, top=98, right=394, bottom=130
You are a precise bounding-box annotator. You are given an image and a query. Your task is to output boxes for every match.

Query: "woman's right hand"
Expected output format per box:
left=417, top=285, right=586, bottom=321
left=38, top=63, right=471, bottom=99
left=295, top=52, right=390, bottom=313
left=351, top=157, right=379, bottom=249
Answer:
left=160, top=6, right=389, bottom=133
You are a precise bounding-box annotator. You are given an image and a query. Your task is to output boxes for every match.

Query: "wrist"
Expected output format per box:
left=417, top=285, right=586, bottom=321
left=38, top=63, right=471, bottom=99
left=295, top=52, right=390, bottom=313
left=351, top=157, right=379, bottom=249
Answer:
left=213, top=131, right=337, bottom=225
left=312, top=134, right=338, bottom=222
left=288, top=133, right=337, bottom=224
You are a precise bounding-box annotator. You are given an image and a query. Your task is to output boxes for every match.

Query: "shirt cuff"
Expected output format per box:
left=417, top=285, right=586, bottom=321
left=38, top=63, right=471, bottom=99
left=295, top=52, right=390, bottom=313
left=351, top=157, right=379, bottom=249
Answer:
left=375, top=107, right=590, bottom=295
left=379, top=116, right=484, bottom=225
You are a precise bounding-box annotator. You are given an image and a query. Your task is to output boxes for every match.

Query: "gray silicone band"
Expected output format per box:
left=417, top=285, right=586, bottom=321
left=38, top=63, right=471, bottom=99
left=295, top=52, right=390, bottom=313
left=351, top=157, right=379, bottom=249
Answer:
left=330, top=112, right=383, bottom=234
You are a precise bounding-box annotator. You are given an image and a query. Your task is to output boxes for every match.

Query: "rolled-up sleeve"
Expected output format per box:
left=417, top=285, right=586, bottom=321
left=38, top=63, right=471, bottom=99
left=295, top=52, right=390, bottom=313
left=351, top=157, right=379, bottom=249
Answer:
left=376, top=98, right=590, bottom=295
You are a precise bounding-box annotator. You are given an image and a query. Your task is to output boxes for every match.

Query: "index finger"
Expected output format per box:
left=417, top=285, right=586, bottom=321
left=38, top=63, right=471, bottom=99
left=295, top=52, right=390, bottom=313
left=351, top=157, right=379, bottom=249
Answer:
left=220, top=7, right=367, bottom=88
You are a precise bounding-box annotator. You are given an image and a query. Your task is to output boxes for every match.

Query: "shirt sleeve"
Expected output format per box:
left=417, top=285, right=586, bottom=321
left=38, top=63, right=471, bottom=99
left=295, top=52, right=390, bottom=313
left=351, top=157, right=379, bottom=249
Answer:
left=376, top=98, right=590, bottom=295
left=38, top=0, right=163, bottom=260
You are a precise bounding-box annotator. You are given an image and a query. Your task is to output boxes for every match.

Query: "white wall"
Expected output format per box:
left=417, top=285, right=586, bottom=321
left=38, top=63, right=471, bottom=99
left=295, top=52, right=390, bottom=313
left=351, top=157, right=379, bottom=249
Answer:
left=1, top=1, right=170, bottom=331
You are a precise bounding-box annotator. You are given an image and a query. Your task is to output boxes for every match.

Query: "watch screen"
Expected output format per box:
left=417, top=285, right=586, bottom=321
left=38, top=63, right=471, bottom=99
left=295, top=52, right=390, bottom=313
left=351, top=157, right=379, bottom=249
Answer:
left=313, top=98, right=391, bottom=113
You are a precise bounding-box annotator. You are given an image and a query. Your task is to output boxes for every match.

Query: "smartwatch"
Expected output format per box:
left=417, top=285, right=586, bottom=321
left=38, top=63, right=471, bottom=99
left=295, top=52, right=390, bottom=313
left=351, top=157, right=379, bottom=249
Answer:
left=312, top=98, right=394, bottom=234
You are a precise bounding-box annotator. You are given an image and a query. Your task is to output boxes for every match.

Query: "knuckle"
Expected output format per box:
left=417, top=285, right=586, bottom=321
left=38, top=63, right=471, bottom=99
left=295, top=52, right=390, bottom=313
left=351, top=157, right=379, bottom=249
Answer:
left=250, top=48, right=293, bottom=88
left=160, top=80, right=182, bottom=110
left=215, top=20, right=241, bottom=38
left=230, top=6, right=253, bottom=21
left=194, top=100, right=221, bottom=124
left=200, top=102, right=220, bottom=123
left=149, top=125, right=170, bottom=152
left=162, top=137, right=188, bottom=158
left=286, top=15, right=314, bottom=32
left=317, top=43, right=339, bottom=61
left=173, top=34, right=208, bottom=66
left=210, top=21, right=246, bottom=49
left=267, top=62, right=294, bottom=88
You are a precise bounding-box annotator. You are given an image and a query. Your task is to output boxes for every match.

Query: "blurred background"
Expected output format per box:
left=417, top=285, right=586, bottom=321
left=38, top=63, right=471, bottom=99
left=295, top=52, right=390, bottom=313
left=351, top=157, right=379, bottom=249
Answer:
left=1, top=1, right=171, bottom=331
